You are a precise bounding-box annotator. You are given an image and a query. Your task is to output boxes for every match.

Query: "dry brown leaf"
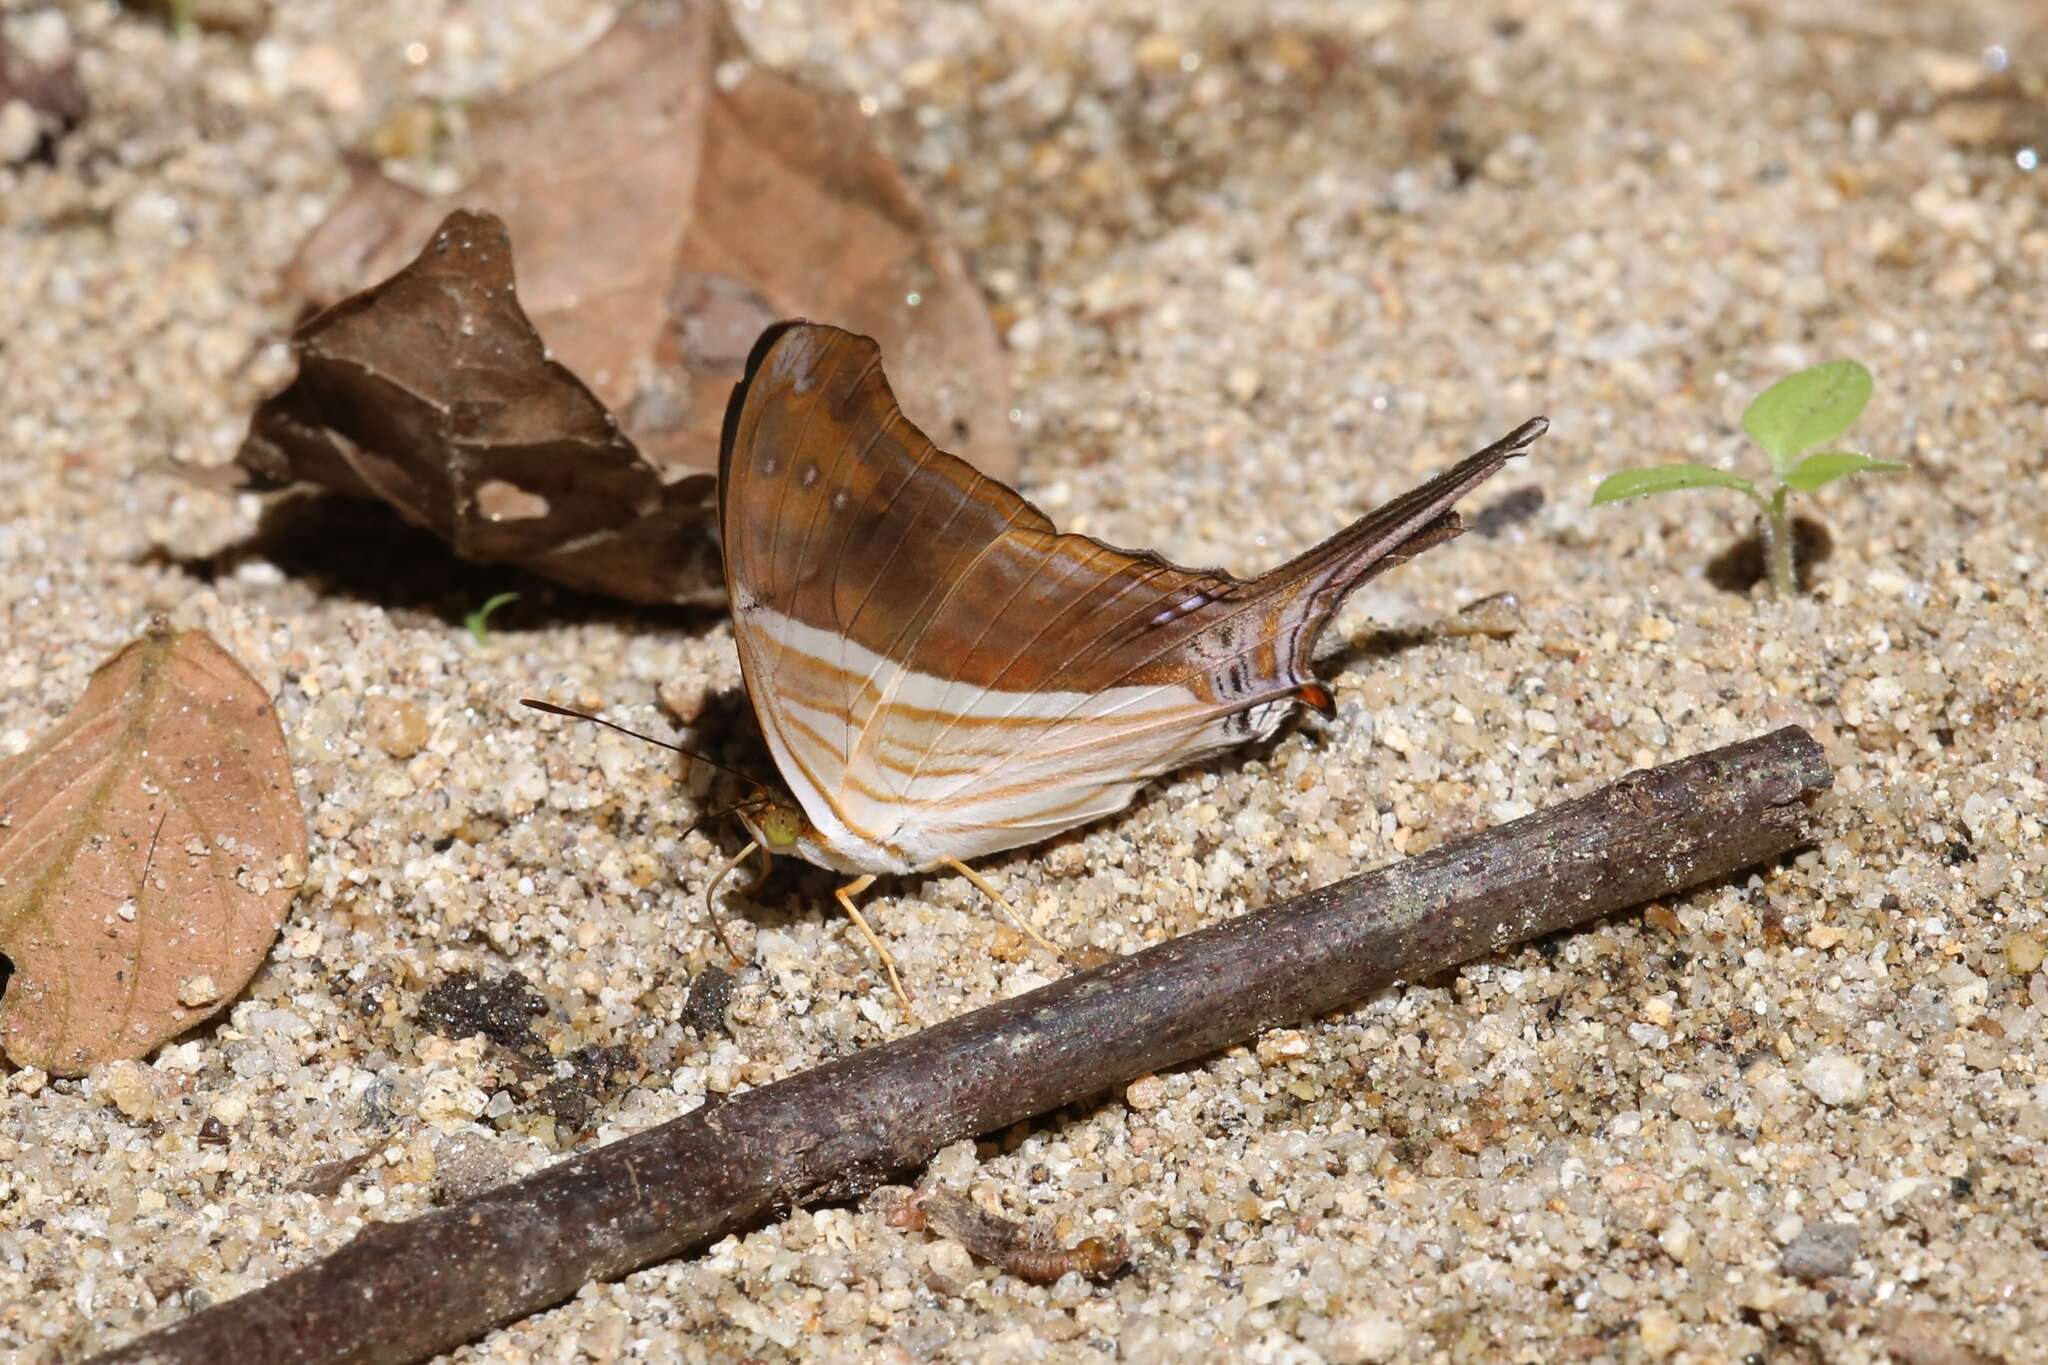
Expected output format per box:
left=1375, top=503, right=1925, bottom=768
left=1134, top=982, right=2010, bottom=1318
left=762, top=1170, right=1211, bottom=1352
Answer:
left=0, top=623, right=306, bottom=1075
left=285, top=1, right=713, bottom=416
left=647, top=31, right=1012, bottom=476
left=263, top=0, right=1013, bottom=489
left=240, top=210, right=724, bottom=604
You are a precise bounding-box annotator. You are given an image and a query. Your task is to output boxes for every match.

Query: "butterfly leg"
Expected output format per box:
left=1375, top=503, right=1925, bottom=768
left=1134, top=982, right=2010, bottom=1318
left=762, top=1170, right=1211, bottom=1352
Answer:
left=940, top=858, right=1064, bottom=960
left=834, top=875, right=914, bottom=1013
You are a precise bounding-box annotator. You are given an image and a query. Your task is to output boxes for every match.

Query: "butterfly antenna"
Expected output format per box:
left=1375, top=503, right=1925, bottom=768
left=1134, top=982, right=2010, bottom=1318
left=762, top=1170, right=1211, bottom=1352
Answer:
left=519, top=698, right=761, bottom=787
left=678, top=799, right=748, bottom=843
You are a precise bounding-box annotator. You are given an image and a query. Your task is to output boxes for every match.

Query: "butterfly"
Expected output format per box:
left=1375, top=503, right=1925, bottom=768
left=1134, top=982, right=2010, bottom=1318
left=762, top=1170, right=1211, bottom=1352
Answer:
left=707, top=320, right=1546, bottom=1006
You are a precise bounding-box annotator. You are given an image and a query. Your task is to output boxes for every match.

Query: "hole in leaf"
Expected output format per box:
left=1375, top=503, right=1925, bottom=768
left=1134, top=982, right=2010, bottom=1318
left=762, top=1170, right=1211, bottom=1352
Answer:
left=1707, top=515, right=1833, bottom=594
left=474, top=480, right=551, bottom=522
left=0, top=949, right=12, bottom=1003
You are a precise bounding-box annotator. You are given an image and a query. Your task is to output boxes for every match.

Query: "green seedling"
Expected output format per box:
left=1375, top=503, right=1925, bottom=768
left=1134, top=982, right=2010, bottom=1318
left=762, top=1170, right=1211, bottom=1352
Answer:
left=1594, top=361, right=1906, bottom=597
left=465, top=592, right=521, bottom=647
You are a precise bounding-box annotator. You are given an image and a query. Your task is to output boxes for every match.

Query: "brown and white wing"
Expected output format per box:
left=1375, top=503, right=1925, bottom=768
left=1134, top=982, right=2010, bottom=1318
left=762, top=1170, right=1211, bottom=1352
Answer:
left=719, top=321, right=1542, bottom=869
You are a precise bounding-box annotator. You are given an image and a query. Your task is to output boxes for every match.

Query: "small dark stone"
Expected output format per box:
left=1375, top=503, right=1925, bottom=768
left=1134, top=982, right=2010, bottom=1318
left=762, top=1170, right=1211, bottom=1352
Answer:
left=684, top=965, right=735, bottom=1037
left=539, top=1078, right=591, bottom=1134
left=1780, top=1221, right=1859, bottom=1281
left=418, top=970, right=547, bottom=1051
left=197, top=1115, right=229, bottom=1147
left=1950, top=1176, right=1973, bottom=1199
left=542, top=1044, right=637, bottom=1137
left=359, top=1078, right=398, bottom=1132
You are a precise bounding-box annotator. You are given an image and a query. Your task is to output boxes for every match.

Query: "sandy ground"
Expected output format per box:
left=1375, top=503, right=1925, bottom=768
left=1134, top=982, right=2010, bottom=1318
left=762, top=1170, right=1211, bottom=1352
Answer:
left=3, top=0, right=2047, bottom=1361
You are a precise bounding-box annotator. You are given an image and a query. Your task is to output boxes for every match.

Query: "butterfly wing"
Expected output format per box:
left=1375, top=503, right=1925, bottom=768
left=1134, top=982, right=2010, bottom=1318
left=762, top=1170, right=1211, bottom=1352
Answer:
left=720, top=321, right=1541, bottom=872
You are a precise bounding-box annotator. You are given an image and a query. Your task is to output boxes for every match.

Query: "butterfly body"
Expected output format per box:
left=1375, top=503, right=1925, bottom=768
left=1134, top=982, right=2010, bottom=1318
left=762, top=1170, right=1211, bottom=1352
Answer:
left=718, top=321, right=1546, bottom=882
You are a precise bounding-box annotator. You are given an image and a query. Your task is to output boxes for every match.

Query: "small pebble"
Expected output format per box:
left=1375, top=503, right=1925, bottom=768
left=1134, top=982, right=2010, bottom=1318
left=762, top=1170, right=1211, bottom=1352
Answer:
left=1330, top=1314, right=1406, bottom=1362
left=1657, top=1215, right=1694, bottom=1263
left=1124, top=1073, right=1166, bottom=1111
left=2006, top=931, right=2044, bottom=977
left=1443, top=591, right=1522, bottom=639
left=368, top=102, right=438, bottom=160
left=0, top=101, right=39, bottom=165
left=1256, top=1029, right=1312, bottom=1064
left=1802, top=1054, right=1867, bottom=1107
left=1781, top=1221, right=1860, bottom=1281
left=177, top=975, right=221, bottom=1008
left=1637, top=1307, right=1681, bottom=1357
left=364, top=696, right=431, bottom=759
left=96, top=1060, right=158, bottom=1121
left=926, top=1238, right=976, bottom=1283
left=431, top=1130, right=514, bottom=1203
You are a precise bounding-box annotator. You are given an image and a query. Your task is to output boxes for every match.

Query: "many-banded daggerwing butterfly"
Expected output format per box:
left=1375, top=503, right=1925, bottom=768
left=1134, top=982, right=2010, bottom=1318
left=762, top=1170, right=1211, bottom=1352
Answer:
left=713, top=320, right=1546, bottom=1006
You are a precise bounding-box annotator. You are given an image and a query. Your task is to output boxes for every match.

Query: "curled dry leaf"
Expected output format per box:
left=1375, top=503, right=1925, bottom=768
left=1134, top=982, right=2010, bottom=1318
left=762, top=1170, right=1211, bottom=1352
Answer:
left=0, top=624, right=306, bottom=1075
left=240, top=210, right=725, bottom=605
left=238, top=0, right=1013, bottom=605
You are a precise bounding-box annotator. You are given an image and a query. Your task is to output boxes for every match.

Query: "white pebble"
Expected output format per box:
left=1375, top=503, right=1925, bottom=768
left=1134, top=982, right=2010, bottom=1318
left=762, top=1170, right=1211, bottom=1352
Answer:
left=1801, top=1054, right=1867, bottom=1107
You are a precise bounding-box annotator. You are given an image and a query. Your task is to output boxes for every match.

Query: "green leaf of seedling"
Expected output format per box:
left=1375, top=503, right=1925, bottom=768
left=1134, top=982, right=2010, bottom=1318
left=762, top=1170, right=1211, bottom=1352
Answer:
left=1777, top=450, right=1908, bottom=493
left=1741, top=361, right=1873, bottom=473
left=465, top=592, right=521, bottom=647
left=1592, top=464, right=1760, bottom=505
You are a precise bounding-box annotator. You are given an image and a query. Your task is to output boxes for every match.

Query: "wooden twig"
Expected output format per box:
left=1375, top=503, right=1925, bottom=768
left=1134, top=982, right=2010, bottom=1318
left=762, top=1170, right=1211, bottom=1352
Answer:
left=94, top=727, right=1830, bottom=1365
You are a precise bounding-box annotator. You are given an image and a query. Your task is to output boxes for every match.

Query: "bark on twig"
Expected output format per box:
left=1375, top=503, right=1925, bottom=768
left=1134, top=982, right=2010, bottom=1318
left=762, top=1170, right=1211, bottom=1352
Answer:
left=95, top=727, right=1830, bottom=1365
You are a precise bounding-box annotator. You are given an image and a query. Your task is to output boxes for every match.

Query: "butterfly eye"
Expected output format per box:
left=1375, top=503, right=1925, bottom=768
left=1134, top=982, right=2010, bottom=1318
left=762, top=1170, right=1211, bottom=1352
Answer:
left=757, top=805, right=802, bottom=850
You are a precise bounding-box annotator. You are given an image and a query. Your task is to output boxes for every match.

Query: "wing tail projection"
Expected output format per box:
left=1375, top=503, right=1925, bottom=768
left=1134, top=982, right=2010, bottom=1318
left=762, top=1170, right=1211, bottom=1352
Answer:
left=1234, top=417, right=1549, bottom=710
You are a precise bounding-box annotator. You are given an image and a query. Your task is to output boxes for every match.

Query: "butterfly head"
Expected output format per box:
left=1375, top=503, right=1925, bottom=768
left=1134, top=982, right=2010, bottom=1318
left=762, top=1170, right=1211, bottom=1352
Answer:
left=736, top=792, right=850, bottom=868
left=739, top=796, right=806, bottom=855
left=520, top=696, right=825, bottom=865
left=733, top=790, right=876, bottom=875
